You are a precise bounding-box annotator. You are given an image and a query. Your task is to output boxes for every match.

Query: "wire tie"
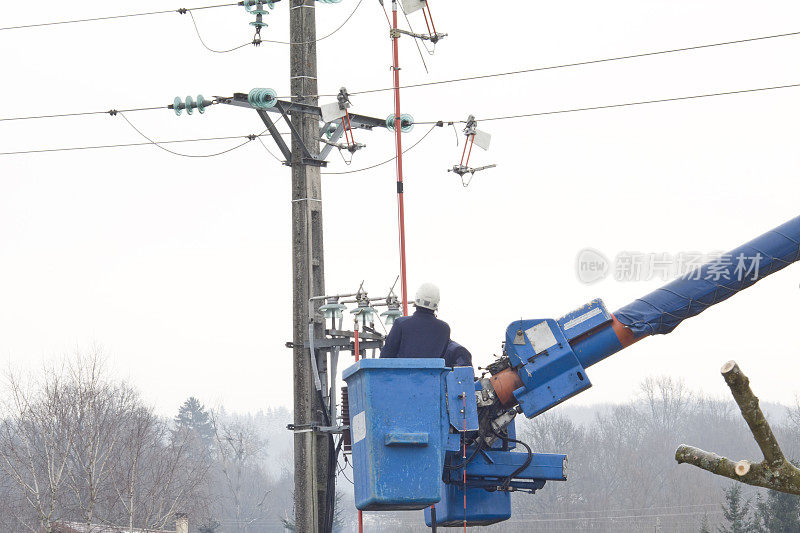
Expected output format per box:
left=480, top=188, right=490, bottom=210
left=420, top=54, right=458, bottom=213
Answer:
left=292, top=198, right=323, bottom=203
left=108, top=110, right=118, bottom=116
left=177, top=8, right=188, bottom=14
left=247, top=134, right=257, bottom=140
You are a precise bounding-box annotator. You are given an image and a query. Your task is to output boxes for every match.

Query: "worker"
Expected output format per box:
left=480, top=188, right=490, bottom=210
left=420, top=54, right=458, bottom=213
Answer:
left=380, top=283, right=450, bottom=359
left=444, top=340, right=472, bottom=367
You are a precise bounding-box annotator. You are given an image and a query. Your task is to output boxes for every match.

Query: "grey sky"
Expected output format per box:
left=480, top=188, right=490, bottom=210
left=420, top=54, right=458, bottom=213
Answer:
left=1, top=0, right=798, bottom=415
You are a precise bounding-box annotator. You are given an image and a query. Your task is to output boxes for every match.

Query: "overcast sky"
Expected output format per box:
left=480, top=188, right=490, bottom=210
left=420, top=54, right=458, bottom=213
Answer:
left=1, top=0, right=799, bottom=416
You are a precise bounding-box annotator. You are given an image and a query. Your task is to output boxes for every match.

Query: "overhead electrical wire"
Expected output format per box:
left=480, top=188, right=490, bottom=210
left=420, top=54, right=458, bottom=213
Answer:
left=0, top=0, right=365, bottom=50
left=255, top=111, right=287, bottom=163
left=0, top=133, right=266, bottom=157
left=4, top=30, right=800, bottom=123
left=288, top=29, right=800, bottom=99
left=4, top=81, right=799, bottom=159
left=259, top=0, right=365, bottom=45
left=118, top=112, right=267, bottom=157
left=418, top=82, right=800, bottom=124
left=320, top=123, right=437, bottom=175
left=396, top=2, right=429, bottom=73
left=0, top=3, right=238, bottom=32
left=0, top=106, right=165, bottom=122
left=187, top=11, right=252, bottom=53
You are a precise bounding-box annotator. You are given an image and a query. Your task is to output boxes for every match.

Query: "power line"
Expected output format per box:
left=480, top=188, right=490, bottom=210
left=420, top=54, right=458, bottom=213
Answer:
left=0, top=133, right=265, bottom=157
left=514, top=510, right=724, bottom=523
left=253, top=111, right=288, bottom=164
left=118, top=112, right=267, bottom=157
left=419, top=82, right=800, bottom=124
left=290, top=29, right=800, bottom=99
left=187, top=11, right=252, bottom=53
left=256, top=135, right=284, bottom=163
left=259, top=0, right=365, bottom=45
left=0, top=0, right=364, bottom=50
left=5, top=29, right=799, bottom=123
left=516, top=502, right=720, bottom=517
left=0, top=106, right=165, bottom=122
left=0, top=3, right=238, bottom=32
left=4, top=82, right=797, bottom=158
left=320, top=124, right=437, bottom=175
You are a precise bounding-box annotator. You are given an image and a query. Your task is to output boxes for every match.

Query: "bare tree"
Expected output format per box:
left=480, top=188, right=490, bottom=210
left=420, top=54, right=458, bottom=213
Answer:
left=0, top=363, right=74, bottom=532
left=0, top=351, right=210, bottom=532
left=106, top=405, right=208, bottom=531
left=676, top=361, right=800, bottom=494
left=209, top=413, right=272, bottom=532
left=640, top=375, right=693, bottom=434
left=62, top=355, right=139, bottom=529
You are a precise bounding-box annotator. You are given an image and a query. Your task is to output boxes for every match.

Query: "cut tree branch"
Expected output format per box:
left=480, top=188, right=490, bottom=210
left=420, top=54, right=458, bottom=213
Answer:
left=675, top=360, right=800, bottom=495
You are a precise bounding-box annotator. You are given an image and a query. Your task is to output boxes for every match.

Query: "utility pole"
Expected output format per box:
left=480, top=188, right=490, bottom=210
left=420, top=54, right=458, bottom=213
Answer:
left=290, top=0, right=330, bottom=530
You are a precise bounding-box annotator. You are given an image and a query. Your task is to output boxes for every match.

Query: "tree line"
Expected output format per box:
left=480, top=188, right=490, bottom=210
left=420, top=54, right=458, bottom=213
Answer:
left=0, top=351, right=293, bottom=533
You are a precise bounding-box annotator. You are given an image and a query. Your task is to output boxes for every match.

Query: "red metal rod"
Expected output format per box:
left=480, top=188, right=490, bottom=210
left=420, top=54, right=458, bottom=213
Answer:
left=392, top=0, right=409, bottom=316
left=464, top=135, right=475, bottom=168
left=421, top=8, right=432, bottom=36
left=354, top=322, right=360, bottom=362
left=424, top=0, right=438, bottom=36
left=354, top=322, right=363, bottom=532
left=344, top=110, right=355, bottom=146
left=459, top=134, right=469, bottom=166
left=462, top=394, right=467, bottom=531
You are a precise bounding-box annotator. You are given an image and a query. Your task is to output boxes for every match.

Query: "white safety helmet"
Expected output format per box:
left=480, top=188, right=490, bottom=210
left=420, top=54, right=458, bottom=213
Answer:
left=414, top=283, right=440, bottom=311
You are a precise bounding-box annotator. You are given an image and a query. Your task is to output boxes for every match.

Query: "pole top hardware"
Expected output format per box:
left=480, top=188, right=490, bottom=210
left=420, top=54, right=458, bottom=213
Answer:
left=337, top=87, right=352, bottom=111
left=320, top=137, right=366, bottom=154
left=247, top=88, right=278, bottom=109
left=386, top=113, right=414, bottom=133
left=242, top=0, right=278, bottom=41
left=390, top=27, right=447, bottom=43
left=171, top=95, right=213, bottom=116
left=449, top=114, right=495, bottom=185
left=463, top=114, right=477, bottom=136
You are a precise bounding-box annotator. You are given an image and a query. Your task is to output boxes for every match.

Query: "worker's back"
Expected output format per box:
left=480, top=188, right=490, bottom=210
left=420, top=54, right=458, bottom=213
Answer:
left=380, top=307, right=450, bottom=359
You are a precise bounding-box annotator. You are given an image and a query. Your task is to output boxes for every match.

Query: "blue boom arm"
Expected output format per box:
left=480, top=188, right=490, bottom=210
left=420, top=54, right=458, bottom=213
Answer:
left=498, top=215, right=800, bottom=420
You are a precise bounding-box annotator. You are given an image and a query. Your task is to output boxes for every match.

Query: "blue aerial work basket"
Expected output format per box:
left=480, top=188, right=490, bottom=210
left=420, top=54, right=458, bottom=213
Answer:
left=425, top=484, right=511, bottom=527
left=342, top=358, right=448, bottom=511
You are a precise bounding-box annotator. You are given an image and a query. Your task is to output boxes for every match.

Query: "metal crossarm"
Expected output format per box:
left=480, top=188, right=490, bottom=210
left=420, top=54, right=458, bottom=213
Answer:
left=217, top=92, right=388, bottom=165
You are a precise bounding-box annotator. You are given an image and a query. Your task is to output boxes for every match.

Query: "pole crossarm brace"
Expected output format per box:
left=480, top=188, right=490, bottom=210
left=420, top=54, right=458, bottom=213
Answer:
left=257, top=109, right=293, bottom=164
left=675, top=361, right=800, bottom=495
left=216, top=92, right=388, bottom=166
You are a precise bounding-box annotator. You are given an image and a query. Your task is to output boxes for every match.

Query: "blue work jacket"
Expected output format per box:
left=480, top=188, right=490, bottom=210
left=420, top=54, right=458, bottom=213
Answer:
left=444, top=340, right=472, bottom=367
left=379, top=307, right=450, bottom=359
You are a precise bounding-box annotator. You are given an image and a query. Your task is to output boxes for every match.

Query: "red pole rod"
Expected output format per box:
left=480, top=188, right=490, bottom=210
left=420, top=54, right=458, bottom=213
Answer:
left=463, top=394, right=467, bottom=532
left=354, top=321, right=363, bottom=532
left=392, top=0, right=409, bottom=317
left=354, top=322, right=360, bottom=362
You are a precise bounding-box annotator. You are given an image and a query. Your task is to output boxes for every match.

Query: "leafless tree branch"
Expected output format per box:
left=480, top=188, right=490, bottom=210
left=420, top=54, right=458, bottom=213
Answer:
left=675, top=360, right=800, bottom=494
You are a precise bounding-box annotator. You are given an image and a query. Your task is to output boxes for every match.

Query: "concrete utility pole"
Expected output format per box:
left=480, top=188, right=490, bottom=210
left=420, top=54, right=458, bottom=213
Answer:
left=290, top=0, right=330, bottom=530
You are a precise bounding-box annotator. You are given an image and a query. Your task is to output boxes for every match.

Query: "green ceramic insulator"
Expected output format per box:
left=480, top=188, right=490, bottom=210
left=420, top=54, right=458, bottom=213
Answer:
left=400, top=113, right=415, bottom=133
